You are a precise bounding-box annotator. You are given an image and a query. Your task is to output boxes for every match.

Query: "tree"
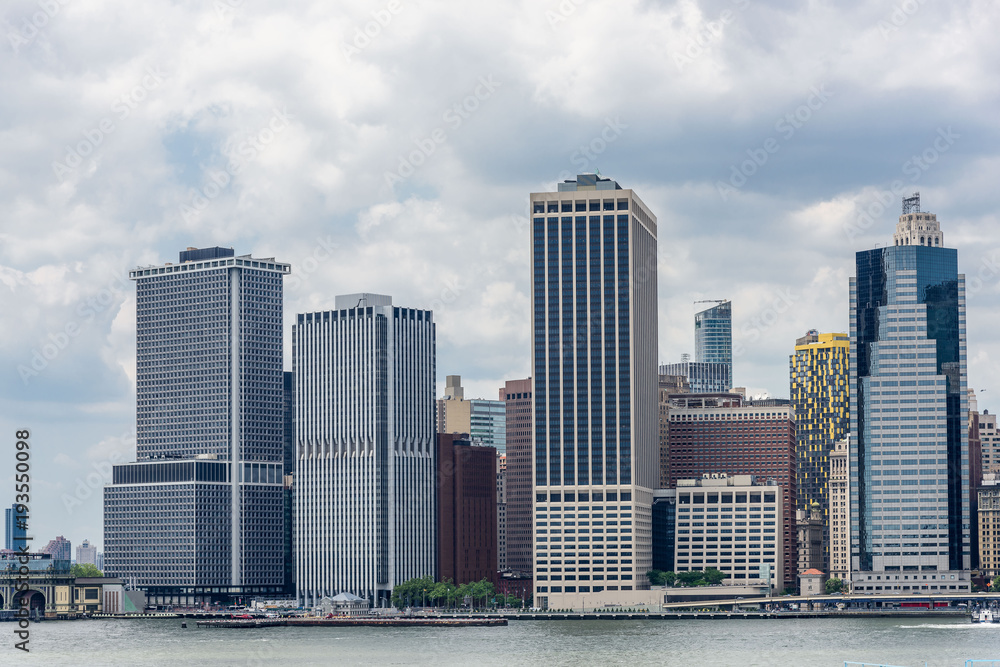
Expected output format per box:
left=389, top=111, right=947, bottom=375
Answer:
left=71, top=563, right=103, bottom=578
left=646, top=570, right=666, bottom=586
left=662, top=571, right=677, bottom=587
left=825, top=578, right=844, bottom=595
left=676, top=570, right=705, bottom=587
left=992, top=575, right=1000, bottom=591
left=703, top=568, right=725, bottom=585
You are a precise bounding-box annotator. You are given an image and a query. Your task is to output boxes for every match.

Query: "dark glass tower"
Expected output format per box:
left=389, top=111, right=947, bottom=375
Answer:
left=530, top=174, right=658, bottom=609
left=849, top=196, right=970, bottom=592
left=104, top=247, right=290, bottom=601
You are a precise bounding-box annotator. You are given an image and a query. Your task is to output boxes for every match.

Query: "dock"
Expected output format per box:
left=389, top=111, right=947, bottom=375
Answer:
left=196, top=616, right=508, bottom=629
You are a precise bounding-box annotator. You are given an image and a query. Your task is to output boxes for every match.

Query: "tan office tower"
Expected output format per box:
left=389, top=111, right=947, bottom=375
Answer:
left=829, top=437, right=850, bottom=581
left=531, top=174, right=658, bottom=610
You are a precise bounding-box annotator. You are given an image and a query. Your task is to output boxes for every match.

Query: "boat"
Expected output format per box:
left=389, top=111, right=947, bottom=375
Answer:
left=972, top=608, right=997, bottom=624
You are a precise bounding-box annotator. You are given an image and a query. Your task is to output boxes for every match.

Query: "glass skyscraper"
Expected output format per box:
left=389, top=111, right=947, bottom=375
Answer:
left=849, top=196, right=971, bottom=593
left=104, top=247, right=290, bottom=602
left=531, top=173, right=658, bottom=609
left=695, top=300, right=732, bottom=367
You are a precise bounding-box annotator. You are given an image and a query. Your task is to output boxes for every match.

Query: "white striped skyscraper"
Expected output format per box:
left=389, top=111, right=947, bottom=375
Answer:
left=293, top=293, right=436, bottom=606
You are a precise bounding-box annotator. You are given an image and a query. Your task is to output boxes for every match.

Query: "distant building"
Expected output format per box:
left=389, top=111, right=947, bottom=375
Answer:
left=970, top=389, right=983, bottom=571
left=42, top=536, right=71, bottom=562
left=294, top=294, right=436, bottom=607
left=4, top=504, right=26, bottom=551
left=665, top=392, right=798, bottom=587
left=501, top=378, right=532, bottom=576
left=798, top=569, right=824, bottom=596
left=796, top=506, right=824, bottom=574
left=659, top=362, right=731, bottom=394
left=981, top=411, right=1000, bottom=475
left=695, top=300, right=732, bottom=381
left=437, top=375, right=506, bottom=453
left=674, top=475, right=785, bottom=593
left=76, top=539, right=98, bottom=567
left=658, top=374, right=690, bottom=489
left=979, top=475, right=1000, bottom=580
left=437, top=434, right=497, bottom=585
left=829, top=437, right=850, bottom=581
left=497, top=454, right=507, bottom=571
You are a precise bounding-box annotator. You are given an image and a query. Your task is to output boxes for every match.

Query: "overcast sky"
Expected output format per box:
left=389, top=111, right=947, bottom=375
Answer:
left=1, top=0, right=998, bottom=553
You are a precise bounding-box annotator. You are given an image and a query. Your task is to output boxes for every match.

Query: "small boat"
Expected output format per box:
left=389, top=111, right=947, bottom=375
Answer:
left=972, top=609, right=997, bottom=624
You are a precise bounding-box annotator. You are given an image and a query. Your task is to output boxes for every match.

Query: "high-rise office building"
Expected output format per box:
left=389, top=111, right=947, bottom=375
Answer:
left=501, top=377, right=533, bottom=575
left=849, top=194, right=971, bottom=594
left=4, top=504, right=26, bottom=551
left=76, top=539, right=98, bottom=566
left=498, top=454, right=507, bottom=571
left=659, top=361, right=731, bottom=394
left=829, top=437, right=850, bottom=581
left=790, top=330, right=850, bottom=572
left=437, top=434, right=498, bottom=585
left=104, top=247, right=289, bottom=604
left=658, top=374, right=690, bottom=489
left=695, top=300, right=732, bottom=368
left=978, top=476, right=1000, bottom=580
left=531, top=173, right=658, bottom=609
left=980, top=411, right=1000, bottom=475
left=437, top=375, right=507, bottom=453
left=294, top=293, right=436, bottom=606
left=665, top=393, right=798, bottom=585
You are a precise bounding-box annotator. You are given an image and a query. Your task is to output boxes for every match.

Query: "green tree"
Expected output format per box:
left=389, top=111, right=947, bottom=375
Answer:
left=662, top=571, right=677, bottom=587
left=646, top=569, right=666, bottom=586
left=992, top=575, right=1000, bottom=591
left=703, top=567, right=726, bottom=585
left=825, top=578, right=844, bottom=594
left=676, top=570, right=705, bottom=587
left=71, top=563, right=103, bottom=578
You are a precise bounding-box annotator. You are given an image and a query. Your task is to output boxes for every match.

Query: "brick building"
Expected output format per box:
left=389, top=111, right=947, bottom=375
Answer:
left=437, top=434, right=498, bottom=585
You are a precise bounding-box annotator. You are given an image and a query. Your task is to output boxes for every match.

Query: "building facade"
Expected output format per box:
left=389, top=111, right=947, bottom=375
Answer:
left=849, top=195, right=971, bottom=594
left=665, top=393, right=798, bottom=586
left=790, top=330, right=850, bottom=572
left=531, top=174, right=659, bottom=609
left=978, top=477, right=1000, bottom=579
left=651, top=489, right=676, bottom=573
left=4, top=504, right=26, bottom=551
left=104, top=247, right=289, bottom=602
left=796, top=506, right=824, bottom=574
left=695, top=300, right=732, bottom=374
left=674, top=475, right=785, bottom=593
left=437, top=434, right=498, bottom=585
left=980, top=411, right=1000, bottom=475
left=437, top=375, right=507, bottom=453
left=502, top=377, right=533, bottom=575
left=659, top=362, right=731, bottom=394
left=829, top=437, right=850, bottom=581
left=294, top=294, right=436, bottom=606
left=658, top=374, right=690, bottom=490
left=76, top=540, right=98, bottom=567
left=497, top=454, right=507, bottom=571
left=42, top=536, right=71, bottom=562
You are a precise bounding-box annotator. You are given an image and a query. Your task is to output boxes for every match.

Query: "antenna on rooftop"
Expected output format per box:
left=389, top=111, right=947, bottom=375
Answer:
left=902, top=192, right=920, bottom=215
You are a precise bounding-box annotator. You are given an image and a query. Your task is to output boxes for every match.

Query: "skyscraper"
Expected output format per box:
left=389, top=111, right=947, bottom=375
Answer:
left=659, top=361, right=731, bottom=394
left=437, top=434, right=498, bottom=585
left=849, top=194, right=971, bottom=593
left=437, top=375, right=507, bottom=452
left=76, top=539, right=98, bottom=566
left=501, top=377, right=533, bottom=575
left=695, top=300, right=732, bottom=369
left=104, top=247, right=289, bottom=603
left=531, top=173, right=658, bottom=609
left=42, top=536, right=71, bottom=561
left=294, top=293, right=436, bottom=606
left=790, top=330, right=850, bottom=572
left=4, top=504, right=26, bottom=551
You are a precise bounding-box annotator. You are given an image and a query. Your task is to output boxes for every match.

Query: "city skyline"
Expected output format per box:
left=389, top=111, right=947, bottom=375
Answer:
left=2, top=1, right=1000, bottom=561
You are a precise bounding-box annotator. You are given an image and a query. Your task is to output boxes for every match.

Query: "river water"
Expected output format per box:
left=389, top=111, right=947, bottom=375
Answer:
left=7, top=616, right=1000, bottom=666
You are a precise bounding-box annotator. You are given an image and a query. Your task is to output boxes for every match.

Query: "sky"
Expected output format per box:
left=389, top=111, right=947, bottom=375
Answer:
left=1, top=0, right=998, bottom=554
